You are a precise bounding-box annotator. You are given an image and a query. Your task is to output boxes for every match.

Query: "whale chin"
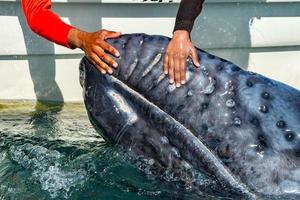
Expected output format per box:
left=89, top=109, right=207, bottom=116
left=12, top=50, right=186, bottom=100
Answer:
left=80, top=33, right=300, bottom=199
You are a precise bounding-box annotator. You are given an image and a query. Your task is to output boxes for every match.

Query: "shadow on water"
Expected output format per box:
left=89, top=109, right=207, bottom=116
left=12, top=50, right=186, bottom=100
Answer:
left=28, top=101, right=64, bottom=139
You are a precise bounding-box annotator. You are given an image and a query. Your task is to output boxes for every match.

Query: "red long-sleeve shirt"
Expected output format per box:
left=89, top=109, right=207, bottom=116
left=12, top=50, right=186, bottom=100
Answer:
left=22, top=0, right=73, bottom=48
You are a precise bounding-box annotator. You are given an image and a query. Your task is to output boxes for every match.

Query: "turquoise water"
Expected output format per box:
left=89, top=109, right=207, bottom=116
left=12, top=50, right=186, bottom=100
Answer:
left=0, top=101, right=222, bottom=200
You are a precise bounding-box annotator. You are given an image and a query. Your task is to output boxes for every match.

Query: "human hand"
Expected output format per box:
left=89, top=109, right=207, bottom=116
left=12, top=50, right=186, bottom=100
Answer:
left=68, top=28, right=121, bottom=75
left=163, top=30, right=200, bottom=87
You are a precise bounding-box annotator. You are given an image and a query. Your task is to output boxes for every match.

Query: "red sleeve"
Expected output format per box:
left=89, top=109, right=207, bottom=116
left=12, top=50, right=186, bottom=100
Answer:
left=22, top=0, right=74, bottom=48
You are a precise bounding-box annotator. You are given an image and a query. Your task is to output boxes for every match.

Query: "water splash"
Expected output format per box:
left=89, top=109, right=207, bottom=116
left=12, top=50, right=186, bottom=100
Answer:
left=203, top=77, right=216, bottom=95
left=226, top=99, right=236, bottom=108
left=9, top=144, right=87, bottom=199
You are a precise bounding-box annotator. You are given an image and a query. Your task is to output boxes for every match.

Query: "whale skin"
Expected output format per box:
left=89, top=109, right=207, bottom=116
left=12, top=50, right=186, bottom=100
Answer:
left=79, top=33, right=300, bottom=199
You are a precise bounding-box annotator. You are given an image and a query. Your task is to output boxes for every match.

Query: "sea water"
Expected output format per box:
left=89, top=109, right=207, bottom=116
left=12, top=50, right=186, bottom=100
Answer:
left=2, top=101, right=291, bottom=200
left=0, top=101, right=224, bottom=200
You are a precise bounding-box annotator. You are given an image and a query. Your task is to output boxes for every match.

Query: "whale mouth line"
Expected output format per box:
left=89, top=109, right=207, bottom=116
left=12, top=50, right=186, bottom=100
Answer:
left=105, top=74, right=256, bottom=199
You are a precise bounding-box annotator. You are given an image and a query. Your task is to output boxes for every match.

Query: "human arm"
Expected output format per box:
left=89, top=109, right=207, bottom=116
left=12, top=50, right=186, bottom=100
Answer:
left=21, top=0, right=120, bottom=74
left=164, top=0, right=204, bottom=87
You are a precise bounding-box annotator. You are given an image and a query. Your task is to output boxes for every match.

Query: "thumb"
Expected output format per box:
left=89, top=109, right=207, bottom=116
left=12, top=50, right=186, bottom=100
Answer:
left=190, top=47, right=200, bottom=68
left=105, top=31, right=122, bottom=39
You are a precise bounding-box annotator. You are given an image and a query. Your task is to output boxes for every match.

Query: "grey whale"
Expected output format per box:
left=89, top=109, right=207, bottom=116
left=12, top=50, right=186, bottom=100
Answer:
left=79, top=33, right=300, bottom=199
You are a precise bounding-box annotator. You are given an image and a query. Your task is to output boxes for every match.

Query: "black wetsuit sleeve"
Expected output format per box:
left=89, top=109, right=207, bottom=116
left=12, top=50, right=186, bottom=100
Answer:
left=173, top=0, right=205, bottom=33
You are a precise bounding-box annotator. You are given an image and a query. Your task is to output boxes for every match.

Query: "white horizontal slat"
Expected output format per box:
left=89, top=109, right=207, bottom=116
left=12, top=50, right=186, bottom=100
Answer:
left=0, top=58, right=83, bottom=102
left=249, top=17, right=300, bottom=47
left=102, top=17, right=175, bottom=36
left=54, top=58, right=83, bottom=102
left=0, top=60, right=35, bottom=100
left=0, top=16, right=27, bottom=55
left=248, top=51, right=300, bottom=89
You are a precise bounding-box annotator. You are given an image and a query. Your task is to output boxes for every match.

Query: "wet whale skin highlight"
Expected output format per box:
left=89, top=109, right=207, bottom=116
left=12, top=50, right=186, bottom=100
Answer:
left=79, top=33, right=300, bottom=199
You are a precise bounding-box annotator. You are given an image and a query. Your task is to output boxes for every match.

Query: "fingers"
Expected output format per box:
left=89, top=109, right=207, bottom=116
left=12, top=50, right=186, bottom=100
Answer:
left=99, top=41, right=120, bottom=58
left=190, top=47, right=200, bottom=67
left=174, top=57, right=181, bottom=87
left=168, top=57, right=175, bottom=84
left=179, top=57, right=186, bottom=85
left=81, top=29, right=122, bottom=75
left=99, top=30, right=121, bottom=57
left=177, top=53, right=188, bottom=87
left=89, top=54, right=113, bottom=75
left=164, top=52, right=187, bottom=87
left=94, top=45, right=118, bottom=68
left=163, top=54, right=169, bottom=75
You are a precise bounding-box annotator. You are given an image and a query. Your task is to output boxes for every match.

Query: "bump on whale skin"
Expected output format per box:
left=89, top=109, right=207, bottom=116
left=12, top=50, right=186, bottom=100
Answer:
left=79, top=33, right=300, bottom=198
